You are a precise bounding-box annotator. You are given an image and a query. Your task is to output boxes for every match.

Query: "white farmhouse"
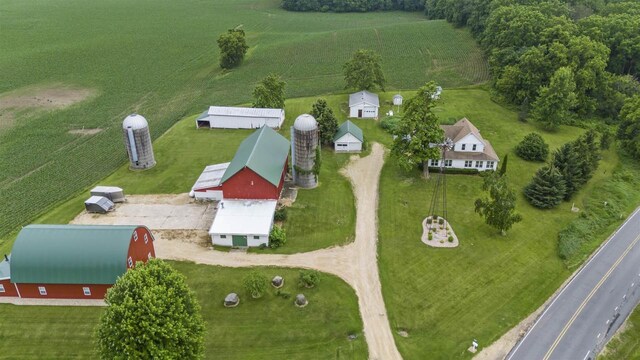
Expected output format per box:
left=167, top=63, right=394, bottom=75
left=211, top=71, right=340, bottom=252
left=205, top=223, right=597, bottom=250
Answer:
left=209, top=200, right=277, bottom=247
left=196, top=106, right=285, bottom=129
left=349, top=90, right=379, bottom=118
left=430, top=118, right=499, bottom=171
left=334, top=120, right=363, bottom=152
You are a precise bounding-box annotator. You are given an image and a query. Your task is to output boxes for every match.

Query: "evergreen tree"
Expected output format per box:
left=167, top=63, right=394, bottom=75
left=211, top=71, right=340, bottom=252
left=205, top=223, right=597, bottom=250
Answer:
left=343, top=49, right=386, bottom=91
left=530, top=67, right=578, bottom=131
left=515, top=133, right=549, bottom=161
left=310, top=99, right=338, bottom=144
left=573, top=129, right=600, bottom=180
left=552, top=143, right=583, bottom=200
left=524, top=165, right=567, bottom=209
left=217, top=28, right=249, bottom=69
left=474, top=172, right=522, bottom=235
left=252, top=73, right=286, bottom=108
left=499, top=154, right=508, bottom=176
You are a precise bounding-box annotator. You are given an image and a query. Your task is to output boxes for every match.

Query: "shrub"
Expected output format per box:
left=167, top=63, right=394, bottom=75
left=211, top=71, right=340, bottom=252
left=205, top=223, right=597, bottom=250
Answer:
left=269, top=225, right=287, bottom=249
left=428, top=232, right=433, bottom=240
left=380, top=116, right=401, bottom=133
left=426, top=218, right=432, bottom=224
left=275, top=290, right=291, bottom=299
left=299, top=270, right=321, bottom=288
left=274, top=207, right=288, bottom=222
left=448, top=236, right=453, bottom=242
left=438, top=218, right=444, bottom=225
left=427, top=167, right=479, bottom=175
left=243, top=271, right=268, bottom=298
left=515, top=133, right=549, bottom=161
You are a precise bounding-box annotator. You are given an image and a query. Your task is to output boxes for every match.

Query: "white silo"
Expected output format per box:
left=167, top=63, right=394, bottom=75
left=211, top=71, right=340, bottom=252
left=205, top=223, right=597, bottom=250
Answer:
left=291, top=114, right=319, bottom=188
left=122, top=114, right=156, bottom=170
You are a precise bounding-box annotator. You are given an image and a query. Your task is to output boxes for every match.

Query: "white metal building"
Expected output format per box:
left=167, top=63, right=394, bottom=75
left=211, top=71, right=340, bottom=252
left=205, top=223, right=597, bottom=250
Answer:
left=190, top=163, right=230, bottom=200
left=349, top=91, right=379, bottom=119
left=334, top=121, right=363, bottom=152
left=90, top=186, right=125, bottom=203
left=209, top=200, right=277, bottom=247
left=196, top=106, right=285, bottom=129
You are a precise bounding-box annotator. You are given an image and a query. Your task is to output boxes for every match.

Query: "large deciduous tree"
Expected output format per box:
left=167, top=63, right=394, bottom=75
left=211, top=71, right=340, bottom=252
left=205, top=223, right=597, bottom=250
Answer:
left=343, top=49, right=385, bottom=91
left=252, top=73, right=286, bottom=108
left=390, top=82, right=444, bottom=178
left=217, top=28, right=249, bottom=69
left=524, top=165, right=567, bottom=209
left=474, top=172, right=522, bottom=235
left=617, top=95, right=640, bottom=160
left=531, top=67, right=578, bottom=131
left=310, top=99, right=338, bottom=144
left=96, top=259, right=205, bottom=360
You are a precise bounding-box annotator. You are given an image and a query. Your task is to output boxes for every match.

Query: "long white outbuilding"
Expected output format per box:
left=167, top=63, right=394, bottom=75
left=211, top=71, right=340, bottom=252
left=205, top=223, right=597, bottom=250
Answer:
left=196, top=106, right=285, bottom=129
left=209, top=199, right=277, bottom=247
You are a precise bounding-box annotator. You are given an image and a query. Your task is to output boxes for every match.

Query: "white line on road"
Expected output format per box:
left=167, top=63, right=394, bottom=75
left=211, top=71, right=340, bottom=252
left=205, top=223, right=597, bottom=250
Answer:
left=583, top=350, right=591, bottom=360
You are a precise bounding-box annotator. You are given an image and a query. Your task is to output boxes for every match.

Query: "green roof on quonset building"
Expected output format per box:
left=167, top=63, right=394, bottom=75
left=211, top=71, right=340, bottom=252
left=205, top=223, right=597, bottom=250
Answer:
left=221, top=126, right=290, bottom=187
left=10, top=224, right=141, bottom=285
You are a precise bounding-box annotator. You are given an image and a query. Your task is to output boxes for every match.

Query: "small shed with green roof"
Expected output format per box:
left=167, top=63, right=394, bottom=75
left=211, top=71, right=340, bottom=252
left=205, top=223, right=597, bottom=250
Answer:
left=334, top=121, right=364, bottom=153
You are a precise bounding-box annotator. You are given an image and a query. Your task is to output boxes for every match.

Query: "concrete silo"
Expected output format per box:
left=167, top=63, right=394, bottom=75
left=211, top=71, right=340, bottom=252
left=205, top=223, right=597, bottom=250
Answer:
left=291, top=114, right=318, bottom=188
left=122, top=114, right=156, bottom=170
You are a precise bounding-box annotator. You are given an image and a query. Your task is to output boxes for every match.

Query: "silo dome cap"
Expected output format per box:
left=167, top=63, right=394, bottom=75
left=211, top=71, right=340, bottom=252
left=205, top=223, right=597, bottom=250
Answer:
left=293, top=114, right=317, bottom=131
left=122, top=113, right=148, bottom=130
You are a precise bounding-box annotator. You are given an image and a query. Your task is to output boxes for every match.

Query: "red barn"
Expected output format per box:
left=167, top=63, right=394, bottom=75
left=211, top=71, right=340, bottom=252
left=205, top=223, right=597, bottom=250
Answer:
left=192, top=126, right=290, bottom=200
left=0, top=224, right=155, bottom=300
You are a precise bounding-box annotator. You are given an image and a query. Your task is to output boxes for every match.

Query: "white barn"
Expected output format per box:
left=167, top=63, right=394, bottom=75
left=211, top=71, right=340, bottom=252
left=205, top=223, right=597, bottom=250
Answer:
left=349, top=91, right=379, bottom=119
left=209, top=200, right=277, bottom=247
left=334, top=120, right=363, bottom=152
left=196, top=106, right=285, bottom=129
left=429, top=118, right=499, bottom=171
left=190, top=162, right=230, bottom=200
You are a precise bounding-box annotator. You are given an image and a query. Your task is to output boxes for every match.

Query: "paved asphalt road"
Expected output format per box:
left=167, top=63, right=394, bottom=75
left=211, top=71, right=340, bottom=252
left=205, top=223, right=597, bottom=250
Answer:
left=507, top=207, right=640, bottom=360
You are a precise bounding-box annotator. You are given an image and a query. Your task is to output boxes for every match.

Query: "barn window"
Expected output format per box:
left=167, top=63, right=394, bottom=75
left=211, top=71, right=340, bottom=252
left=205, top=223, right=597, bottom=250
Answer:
left=144, top=234, right=149, bottom=244
left=220, top=235, right=227, bottom=239
left=128, top=257, right=133, bottom=268
left=0, top=284, right=5, bottom=293
left=133, top=232, right=138, bottom=242
left=38, top=286, right=47, bottom=296
left=254, top=236, right=260, bottom=240
left=472, top=144, right=477, bottom=151
left=83, top=287, right=91, bottom=296
left=461, top=144, right=466, bottom=151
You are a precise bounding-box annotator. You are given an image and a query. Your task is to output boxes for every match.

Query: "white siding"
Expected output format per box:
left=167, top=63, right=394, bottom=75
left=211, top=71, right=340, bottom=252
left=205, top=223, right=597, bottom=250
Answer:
left=433, top=159, right=496, bottom=171
left=453, top=134, right=485, bottom=152
left=210, top=234, right=269, bottom=247
left=194, top=190, right=223, bottom=200
left=334, top=133, right=362, bottom=152
left=349, top=103, right=379, bottom=118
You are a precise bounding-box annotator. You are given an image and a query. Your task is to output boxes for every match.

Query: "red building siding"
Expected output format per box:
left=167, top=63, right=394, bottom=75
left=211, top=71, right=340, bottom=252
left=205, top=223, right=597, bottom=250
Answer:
left=127, top=227, right=156, bottom=267
left=0, top=279, right=18, bottom=297
left=16, top=283, right=111, bottom=299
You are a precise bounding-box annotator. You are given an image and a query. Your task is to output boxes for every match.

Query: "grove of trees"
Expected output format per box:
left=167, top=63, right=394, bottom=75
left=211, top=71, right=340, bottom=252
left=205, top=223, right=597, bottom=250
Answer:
left=617, top=95, right=640, bottom=160
left=343, top=49, right=386, bottom=91
left=282, top=0, right=424, bottom=12
left=217, top=28, right=249, bottom=69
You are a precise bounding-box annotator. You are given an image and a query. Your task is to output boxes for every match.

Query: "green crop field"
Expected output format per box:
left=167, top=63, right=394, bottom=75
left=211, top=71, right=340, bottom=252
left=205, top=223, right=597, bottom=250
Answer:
left=0, top=0, right=488, bottom=241
left=0, top=263, right=366, bottom=359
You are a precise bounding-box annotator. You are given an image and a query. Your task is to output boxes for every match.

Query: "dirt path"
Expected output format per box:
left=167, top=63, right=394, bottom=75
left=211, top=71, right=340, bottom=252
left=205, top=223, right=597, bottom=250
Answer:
left=156, top=143, right=402, bottom=360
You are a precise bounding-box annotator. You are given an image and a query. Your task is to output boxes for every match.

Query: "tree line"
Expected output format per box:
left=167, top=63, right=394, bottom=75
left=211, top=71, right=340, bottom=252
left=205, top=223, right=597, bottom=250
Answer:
left=281, top=0, right=424, bottom=12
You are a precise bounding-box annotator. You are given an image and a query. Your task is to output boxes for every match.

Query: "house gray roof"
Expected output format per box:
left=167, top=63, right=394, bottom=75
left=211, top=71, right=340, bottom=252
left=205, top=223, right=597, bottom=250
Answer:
left=441, top=118, right=499, bottom=161
left=334, top=121, right=364, bottom=143
left=192, top=162, right=230, bottom=190
left=205, top=106, right=284, bottom=119
left=10, top=225, right=145, bottom=284
left=349, top=91, right=379, bottom=107
left=221, top=126, right=290, bottom=187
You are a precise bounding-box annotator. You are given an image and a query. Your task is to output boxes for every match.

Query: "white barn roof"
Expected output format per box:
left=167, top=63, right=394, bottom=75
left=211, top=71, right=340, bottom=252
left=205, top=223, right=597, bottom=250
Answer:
left=349, top=91, right=380, bottom=107
left=91, top=186, right=123, bottom=193
left=206, top=106, right=283, bottom=118
left=209, top=200, right=277, bottom=236
left=192, top=163, right=230, bottom=191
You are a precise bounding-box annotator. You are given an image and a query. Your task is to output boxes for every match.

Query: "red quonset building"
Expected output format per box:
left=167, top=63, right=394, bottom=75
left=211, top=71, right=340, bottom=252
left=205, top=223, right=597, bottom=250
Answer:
left=192, top=126, right=290, bottom=200
left=0, top=224, right=155, bottom=300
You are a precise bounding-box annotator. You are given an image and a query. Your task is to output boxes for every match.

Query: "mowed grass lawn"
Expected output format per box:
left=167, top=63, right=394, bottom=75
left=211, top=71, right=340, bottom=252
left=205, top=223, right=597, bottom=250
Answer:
left=0, top=0, right=488, bottom=241
left=601, top=306, right=640, bottom=360
left=375, top=88, right=631, bottom=358
left=0, top=263, right=366, bottom=359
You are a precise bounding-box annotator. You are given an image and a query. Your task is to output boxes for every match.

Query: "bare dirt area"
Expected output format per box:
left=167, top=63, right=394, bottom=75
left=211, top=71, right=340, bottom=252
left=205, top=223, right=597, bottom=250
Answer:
left=68, top=128, right=103, bottom=136
left=71, top=194, right=216, bottom=231
left=154, top=143, right=402, bottom=360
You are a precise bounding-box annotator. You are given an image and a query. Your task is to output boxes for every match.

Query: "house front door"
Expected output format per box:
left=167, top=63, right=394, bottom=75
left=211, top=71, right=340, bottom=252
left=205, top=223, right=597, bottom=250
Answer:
left=358, top=109, right=363, bottom=117
left=232, top=235, right=248, bottom=247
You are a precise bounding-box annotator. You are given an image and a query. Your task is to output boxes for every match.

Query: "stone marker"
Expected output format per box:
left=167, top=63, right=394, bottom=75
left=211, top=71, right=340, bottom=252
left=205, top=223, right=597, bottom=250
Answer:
left=295, top=293, right=308, bottom=307
left=272, top=276, right=284, bottom=288
left=224, top=293, right=239, bottom=307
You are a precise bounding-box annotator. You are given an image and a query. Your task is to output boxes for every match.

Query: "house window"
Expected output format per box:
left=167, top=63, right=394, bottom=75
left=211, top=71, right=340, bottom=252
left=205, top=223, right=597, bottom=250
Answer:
left=144, top=234, right=149, bottom=244
left=461, top=144, right=466, bottom=150
left=220, top=235, right=227, bottom=239
left=472, top=144, right=477, bottom=151
left=254, top=236, right=260, bottom=240
left=83, top=287, right=91, bottom=296
left=128, top=256, right=133, bottom=268
left=38, top=286, right=47, bottom=296
left=476, top=161, right=483, bottom=168
left=487, top=161, right=495, bottom=169
left=430, top=159, right=439, bottom=166
left=0, top=284, right=5, bottom=293
left=133, top=232, right=138, bottom=242
left=445, top=160, right=452, bottom=167
left=148, top=252, right=153, bottom=260
left=464, top=161, right=472, bottom=168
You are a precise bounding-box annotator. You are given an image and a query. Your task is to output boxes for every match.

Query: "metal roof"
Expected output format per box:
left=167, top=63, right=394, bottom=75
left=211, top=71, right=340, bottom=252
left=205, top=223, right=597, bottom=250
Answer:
left=334, top=121, right=364, bottom=143
left=85, top=196, right=114, bottom=207
left=207, top=106, right=284, bottom=119
left=209, top=200, right=277, bottom=236
left=221, top=126, right=290, bottom=187
left=349, top=90, right=380, bottom=107
left=192, top=162, right=230, bottom=191
left=122, top=114, right=148, bottom=130
left=10, top=224, right=142, bottom=284
left=91, top=186, right=123, bottom=193
left=0, top=256, right=10, bottom=280
left=293, top=114, right=318, bottom=131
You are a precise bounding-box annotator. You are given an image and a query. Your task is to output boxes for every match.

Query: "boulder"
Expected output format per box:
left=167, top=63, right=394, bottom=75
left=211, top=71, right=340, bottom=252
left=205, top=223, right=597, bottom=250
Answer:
left=295, top=293, right=308, bottom=307
left=224, top=293, right=239, bottom=307
left=272, top=276, right=284, bottom=288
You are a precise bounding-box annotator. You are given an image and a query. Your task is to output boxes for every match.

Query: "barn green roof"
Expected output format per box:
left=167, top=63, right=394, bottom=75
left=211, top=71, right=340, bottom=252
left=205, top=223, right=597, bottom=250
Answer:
left=334, top=121, right=364, bottom=143
left=10, top=224, right=141, bottom=285
left=221, top=126, right=290, bottom=187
